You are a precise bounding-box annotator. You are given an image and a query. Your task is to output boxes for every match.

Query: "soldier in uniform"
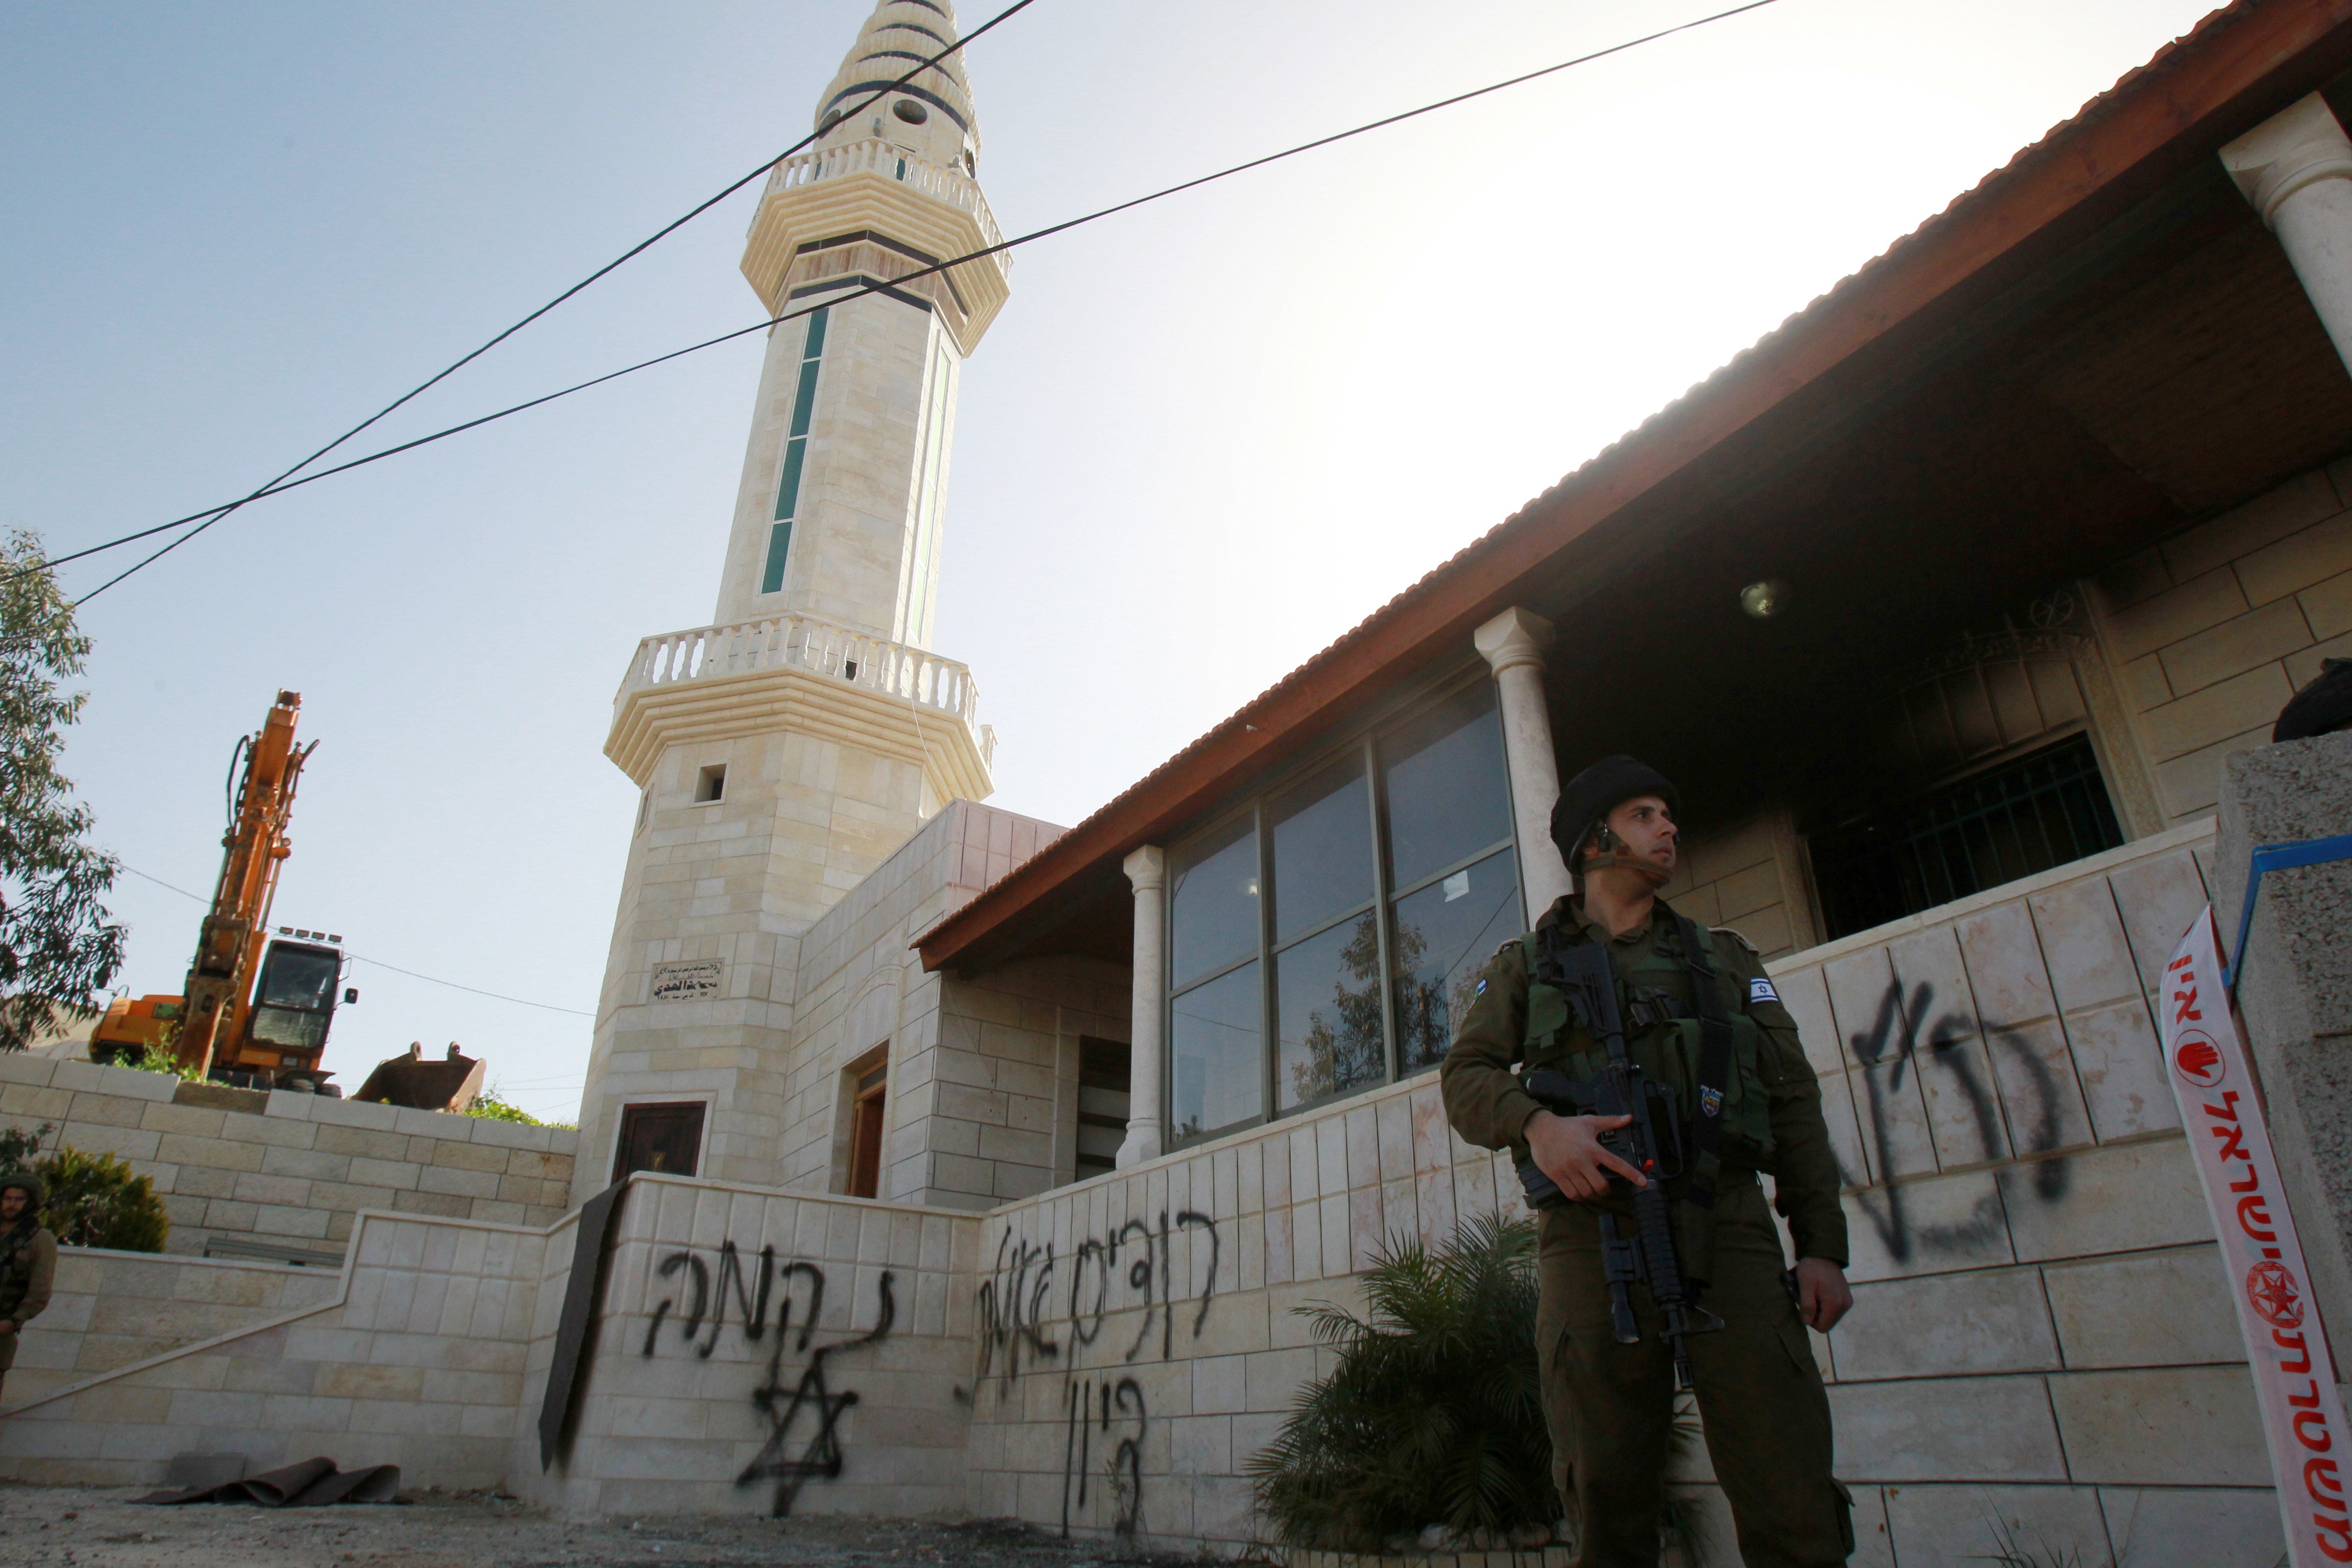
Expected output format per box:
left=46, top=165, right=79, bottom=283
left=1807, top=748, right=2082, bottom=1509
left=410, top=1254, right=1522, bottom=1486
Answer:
left=1441, top=755, right=1853, bottom=1567
left=0, top=1169, right=57, bottom=1404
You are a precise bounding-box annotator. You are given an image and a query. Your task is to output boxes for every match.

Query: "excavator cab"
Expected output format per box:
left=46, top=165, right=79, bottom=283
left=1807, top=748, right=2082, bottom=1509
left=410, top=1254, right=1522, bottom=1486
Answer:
left=210, top=933, right=345, bottom=1091
left=244, top=938, right=340, bottom=1057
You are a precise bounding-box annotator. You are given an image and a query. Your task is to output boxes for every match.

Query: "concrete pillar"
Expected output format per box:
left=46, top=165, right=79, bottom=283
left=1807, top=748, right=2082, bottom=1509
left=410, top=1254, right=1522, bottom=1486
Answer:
left=1474, top=606, right=1573, bottom=924
left=2223, top=94, right=2352, bottom=375
left=2216, top=728, right=2352, bottom=1397
left=1116, top=845, right=1167, bottom=1168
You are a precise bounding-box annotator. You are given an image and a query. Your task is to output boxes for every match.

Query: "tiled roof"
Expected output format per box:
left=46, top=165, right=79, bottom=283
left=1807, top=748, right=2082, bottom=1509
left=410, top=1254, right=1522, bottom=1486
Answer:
left=920, top=0, right=2350, bottom=969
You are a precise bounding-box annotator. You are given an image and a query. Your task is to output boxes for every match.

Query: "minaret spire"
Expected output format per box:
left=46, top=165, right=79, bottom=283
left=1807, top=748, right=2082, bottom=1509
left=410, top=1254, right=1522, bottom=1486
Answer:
left=815, top=0, right=980, bottom=171
left=569, top=0, right=1007, bottom=1205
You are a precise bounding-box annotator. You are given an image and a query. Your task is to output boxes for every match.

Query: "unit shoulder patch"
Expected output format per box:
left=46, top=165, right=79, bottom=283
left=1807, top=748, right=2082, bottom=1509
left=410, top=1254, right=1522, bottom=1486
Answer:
left=1710, top=925, right=1763, bottom=956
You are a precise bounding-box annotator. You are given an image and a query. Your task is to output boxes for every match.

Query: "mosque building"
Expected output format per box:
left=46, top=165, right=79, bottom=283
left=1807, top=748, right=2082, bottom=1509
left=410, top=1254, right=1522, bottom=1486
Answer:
left=5, top=3, right=2352, bottom=1560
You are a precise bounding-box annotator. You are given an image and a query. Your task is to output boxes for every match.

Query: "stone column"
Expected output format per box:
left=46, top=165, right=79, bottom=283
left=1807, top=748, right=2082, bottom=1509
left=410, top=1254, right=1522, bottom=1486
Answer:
left=1474, top=607, right=1573, bottom=924
left=2217, top=729, right=2352, bottom=1396
left=1116, top=845, right=1167, bottom=1168
left=2223, top=94, right=2352, bottom=375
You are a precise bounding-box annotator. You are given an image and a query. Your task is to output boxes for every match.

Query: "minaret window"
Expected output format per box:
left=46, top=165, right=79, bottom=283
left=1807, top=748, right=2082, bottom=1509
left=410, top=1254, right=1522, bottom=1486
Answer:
left=760, top=307, right=831, bottom=596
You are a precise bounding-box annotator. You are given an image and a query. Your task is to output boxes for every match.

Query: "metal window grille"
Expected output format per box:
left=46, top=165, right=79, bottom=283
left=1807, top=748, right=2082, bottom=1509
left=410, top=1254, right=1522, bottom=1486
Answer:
left=1811, top=733, right=2124, bottom=940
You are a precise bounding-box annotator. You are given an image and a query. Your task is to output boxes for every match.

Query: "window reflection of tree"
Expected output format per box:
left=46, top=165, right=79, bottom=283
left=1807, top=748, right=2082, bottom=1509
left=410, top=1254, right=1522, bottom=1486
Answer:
left=1393, top=880, right=1521, bottom=1072
left=1287, top=915, right=1385, bottom=1107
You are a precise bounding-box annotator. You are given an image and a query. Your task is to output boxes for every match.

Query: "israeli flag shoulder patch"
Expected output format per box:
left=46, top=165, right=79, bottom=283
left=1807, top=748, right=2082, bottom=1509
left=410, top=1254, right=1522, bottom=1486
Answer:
left=1749, top=977, right=1779, bottom=1004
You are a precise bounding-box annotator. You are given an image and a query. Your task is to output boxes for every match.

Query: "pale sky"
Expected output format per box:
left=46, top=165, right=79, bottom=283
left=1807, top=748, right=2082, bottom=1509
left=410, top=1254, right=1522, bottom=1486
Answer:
left=1, top=0, right=2223, bottom=1119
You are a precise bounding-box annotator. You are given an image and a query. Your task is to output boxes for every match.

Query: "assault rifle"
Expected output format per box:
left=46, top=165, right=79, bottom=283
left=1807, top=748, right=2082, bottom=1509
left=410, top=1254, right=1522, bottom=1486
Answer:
left=1514, top=937, right=1723, bottom=1387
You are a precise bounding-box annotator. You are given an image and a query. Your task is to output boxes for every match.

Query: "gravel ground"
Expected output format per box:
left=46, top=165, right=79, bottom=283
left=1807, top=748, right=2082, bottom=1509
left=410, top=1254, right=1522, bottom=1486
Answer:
left=0, top=1485, right=1206, bottom=1568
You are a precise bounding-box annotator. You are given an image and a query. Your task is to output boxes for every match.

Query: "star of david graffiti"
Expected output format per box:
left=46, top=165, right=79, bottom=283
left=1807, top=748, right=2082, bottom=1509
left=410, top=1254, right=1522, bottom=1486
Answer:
left=735, top=1268, right=896, bottom=1517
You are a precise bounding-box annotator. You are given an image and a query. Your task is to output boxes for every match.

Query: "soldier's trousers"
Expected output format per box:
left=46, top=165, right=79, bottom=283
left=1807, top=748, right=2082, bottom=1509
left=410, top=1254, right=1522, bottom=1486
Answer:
left=1536, top=1174, right=1851, bottom=1568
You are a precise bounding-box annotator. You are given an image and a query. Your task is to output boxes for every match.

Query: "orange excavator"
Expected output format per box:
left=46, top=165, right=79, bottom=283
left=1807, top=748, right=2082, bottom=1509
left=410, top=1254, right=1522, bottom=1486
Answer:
left=91, top=691, right=348, bottom=1090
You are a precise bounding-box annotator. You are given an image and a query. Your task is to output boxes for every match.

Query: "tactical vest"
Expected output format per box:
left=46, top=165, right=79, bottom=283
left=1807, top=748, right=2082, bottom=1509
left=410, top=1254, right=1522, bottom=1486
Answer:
left=0, top=1226, right=41, bottom=1322
left=1518, top=917, right=1776, bottom=1173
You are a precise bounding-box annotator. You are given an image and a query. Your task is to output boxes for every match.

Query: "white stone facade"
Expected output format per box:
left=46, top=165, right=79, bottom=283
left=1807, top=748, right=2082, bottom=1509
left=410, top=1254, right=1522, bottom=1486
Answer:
left=573, top=0, right=1010, bottom=1210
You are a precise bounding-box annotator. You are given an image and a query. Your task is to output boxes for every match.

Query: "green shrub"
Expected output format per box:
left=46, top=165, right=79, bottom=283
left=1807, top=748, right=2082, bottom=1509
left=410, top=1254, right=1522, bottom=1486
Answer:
left=1247, top=1212, right=1558, bottom=1551
left=38, top=1145, right=168, bottom=1252
left=462, top=1086, right=575, bottom=1129
left=111, top=1039, right=203, bottom=1081
left=462, top=1088, right=539, bottom=1124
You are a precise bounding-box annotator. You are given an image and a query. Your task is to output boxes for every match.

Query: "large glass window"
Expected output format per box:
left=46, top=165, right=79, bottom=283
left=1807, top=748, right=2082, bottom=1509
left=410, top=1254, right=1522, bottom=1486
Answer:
left=1164, top=677, right=1519, bottom=1147
left=1171, top=960, right=1262, bottom=1139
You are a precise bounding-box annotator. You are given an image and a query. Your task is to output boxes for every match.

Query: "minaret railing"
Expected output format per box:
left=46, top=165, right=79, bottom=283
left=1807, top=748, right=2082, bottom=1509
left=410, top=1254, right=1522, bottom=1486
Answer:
left=619, top=612, right=983, bottom=732
left=756, top=137, right=1009, bottom=277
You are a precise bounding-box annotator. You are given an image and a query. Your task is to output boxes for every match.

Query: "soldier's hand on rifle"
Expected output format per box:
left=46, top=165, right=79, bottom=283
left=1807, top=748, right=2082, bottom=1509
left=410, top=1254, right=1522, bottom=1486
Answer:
left=1791, top=1257, right=1851, bottom=1332
left=1525, top=1109, right=1647, bottom=1200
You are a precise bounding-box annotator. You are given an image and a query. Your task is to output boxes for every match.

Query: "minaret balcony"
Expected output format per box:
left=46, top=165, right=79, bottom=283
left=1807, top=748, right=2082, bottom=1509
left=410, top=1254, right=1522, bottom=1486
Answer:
left=740, top=138, right=1011, bottom=349
left=605, top=612, right=996, bottom=802
left=759, top=137, right=1006, bottom=268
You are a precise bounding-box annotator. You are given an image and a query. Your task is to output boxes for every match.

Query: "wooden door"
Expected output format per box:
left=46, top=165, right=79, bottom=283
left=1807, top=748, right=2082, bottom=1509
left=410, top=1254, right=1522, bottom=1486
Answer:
left=847, top=1060, right=887, bottom=1199
left=613, top=1101, right=704, bottom=1182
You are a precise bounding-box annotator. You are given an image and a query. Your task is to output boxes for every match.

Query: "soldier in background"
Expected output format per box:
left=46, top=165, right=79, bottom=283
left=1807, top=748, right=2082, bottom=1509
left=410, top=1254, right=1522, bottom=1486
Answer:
left=0, top=1170, right=57, bottom=1404
left=1441, top=755, right=1854, bottom=1567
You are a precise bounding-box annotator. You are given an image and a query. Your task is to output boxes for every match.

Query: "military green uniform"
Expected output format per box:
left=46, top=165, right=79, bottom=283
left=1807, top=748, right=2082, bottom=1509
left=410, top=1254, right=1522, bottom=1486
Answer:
left=0, top=1214, right=57, bottom=1397
left=1441, top=895, right=1851, bottom=1568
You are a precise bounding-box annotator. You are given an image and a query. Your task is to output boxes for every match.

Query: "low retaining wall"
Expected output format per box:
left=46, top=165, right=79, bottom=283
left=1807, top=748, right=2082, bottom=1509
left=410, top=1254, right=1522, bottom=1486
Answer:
left=1, top=1247, right=343, bottom=1407
left=0, top=1054, right=576, bottom=1259
left=0, top=1209, right=550, bottom=1490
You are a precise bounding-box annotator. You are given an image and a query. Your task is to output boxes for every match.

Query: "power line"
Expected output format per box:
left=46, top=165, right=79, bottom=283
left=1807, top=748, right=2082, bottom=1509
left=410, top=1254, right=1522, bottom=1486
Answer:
left=53, top=0, right=1782, bottom=604
left=28, top=0, right=1042, bottom=599
left=118, top=864, right=594, bottom=1017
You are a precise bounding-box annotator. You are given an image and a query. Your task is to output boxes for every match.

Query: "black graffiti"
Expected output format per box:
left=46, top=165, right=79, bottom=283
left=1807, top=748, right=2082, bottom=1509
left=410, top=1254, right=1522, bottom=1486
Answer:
left=638, top=1242, right=888, bottom=1517
left=1845, top=979, right=2075, bottom=1262
left=640, top=1240, right=792, bottom=1359
left=979, top=1208, right=1221, bottom=1388
left=737, top=1269, right=896, bottom=1517
left=976, top=1206, right=1221, bottom=1540
left=1060, top=1375, right=1146, bottom=1538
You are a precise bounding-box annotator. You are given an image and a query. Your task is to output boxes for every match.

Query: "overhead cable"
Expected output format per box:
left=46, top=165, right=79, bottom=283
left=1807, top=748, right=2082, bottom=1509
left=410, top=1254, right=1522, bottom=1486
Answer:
left=119, top=864, right=594, bottom=1017
left=60, top=0, right=1781, bottom=602
left=31, top=0, right=1041, bottom=599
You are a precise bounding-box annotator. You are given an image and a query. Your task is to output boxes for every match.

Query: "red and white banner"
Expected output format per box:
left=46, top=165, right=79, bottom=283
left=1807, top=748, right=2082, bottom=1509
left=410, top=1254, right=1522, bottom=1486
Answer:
left=2162, top=907, right=2352, bottom=1566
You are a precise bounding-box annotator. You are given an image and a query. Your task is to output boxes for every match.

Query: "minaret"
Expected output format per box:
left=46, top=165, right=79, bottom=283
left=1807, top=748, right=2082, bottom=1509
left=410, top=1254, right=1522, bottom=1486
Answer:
left=571, top=0, right=1006, bottom=1203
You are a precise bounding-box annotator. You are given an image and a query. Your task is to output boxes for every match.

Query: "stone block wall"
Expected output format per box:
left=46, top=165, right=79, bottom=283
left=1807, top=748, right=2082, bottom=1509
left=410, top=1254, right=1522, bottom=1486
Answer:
left=0, top=1054, right=575, bottom=1259
left=2089, top=459, right=2352, bottom=821
left=0, top=1210, right=548, bottom=1490
left=773, top=799, right=1072, bottom=1212
left=520, top=1174, right=983, bottom=1519
left=0, top=1249, right=342, bottom=1408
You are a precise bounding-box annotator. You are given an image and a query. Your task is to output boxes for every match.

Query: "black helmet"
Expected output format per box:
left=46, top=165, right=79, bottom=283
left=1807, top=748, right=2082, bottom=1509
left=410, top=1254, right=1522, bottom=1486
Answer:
left=1550, top=755, right=1681, bottom=867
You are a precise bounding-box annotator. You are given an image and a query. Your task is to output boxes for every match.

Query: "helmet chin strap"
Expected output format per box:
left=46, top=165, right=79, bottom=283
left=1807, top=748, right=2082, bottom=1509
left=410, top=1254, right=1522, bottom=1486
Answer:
left=1577, top=822, right=1674, bottom=890
left=1580, top=849, right=1673, bottom=889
